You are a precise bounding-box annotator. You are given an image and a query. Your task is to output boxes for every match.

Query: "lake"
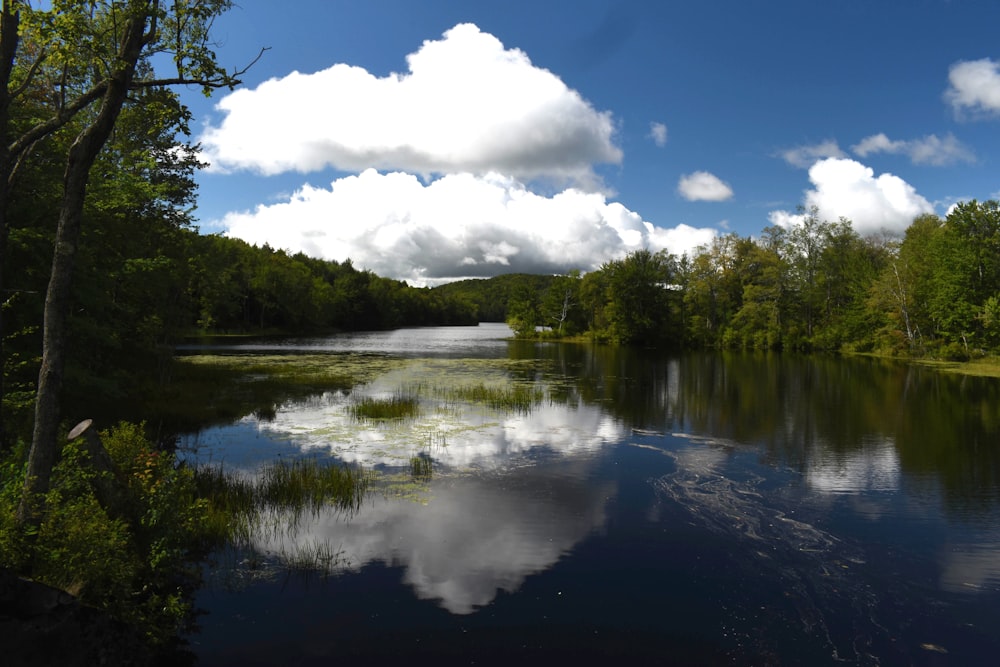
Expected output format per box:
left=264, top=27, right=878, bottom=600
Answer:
left=176, top=323, right=1000, bottom=666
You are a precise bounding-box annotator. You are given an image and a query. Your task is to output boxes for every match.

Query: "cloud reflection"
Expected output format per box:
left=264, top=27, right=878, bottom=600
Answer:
left=234, top=363, right=629, bottom=470
left=253, top=470, right=614, bottom=614
left=940, top=540, right=1000, bottom=594
left=194, top=362, right=626, bottom=614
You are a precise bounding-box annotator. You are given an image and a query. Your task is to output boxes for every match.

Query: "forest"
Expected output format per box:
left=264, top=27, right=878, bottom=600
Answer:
left=440, top=203, right=1000, bottom=360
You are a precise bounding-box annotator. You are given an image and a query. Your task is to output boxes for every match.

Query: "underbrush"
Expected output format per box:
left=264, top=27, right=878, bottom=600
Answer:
left=1, top=422, right=212, bottom=651
left=0, top=422, right=373, bottom=655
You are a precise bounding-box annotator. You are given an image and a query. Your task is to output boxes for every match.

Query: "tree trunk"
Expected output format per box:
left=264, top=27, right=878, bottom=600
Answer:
left=0, top=2, right=20, bottom=449
left=17, top=11, right=149, bottom=527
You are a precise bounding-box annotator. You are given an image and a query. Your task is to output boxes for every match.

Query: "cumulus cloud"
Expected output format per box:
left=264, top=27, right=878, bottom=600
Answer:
left=220, top=169, right=717, bottom=284
left=779, top=140, right=847, bottom=168
left=852, top=132, right=975, bottom=165
left=677, top=171, right=733, bottom=202
left=199, top=23, right=621, bottom=185
left=649, top=122, right=668, bottom=147
left=647, top=223, right=718, bottom=258
left=945, top=58, right=1000, bottom=118
left=768, top=158, right=934, bottom=236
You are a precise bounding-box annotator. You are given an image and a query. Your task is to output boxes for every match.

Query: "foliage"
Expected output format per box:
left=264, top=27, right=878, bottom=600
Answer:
left=433, top=273, right=556, bottom=322
left=0, top=422, right=214, bottom=650
left=485, top=201, right=1000, bottom=359
left=1, top=420, right=374, bottom=651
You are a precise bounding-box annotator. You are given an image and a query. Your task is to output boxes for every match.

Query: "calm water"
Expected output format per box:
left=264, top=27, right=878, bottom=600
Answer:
left=178, top=323, right=1000, bottom=666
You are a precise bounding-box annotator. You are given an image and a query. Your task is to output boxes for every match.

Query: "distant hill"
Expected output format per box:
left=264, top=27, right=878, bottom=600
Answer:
left=433, top=273, right=557, bottom=322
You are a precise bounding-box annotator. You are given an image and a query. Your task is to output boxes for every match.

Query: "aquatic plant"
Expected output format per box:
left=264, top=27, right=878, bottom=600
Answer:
left=195, top=457, right=372, bottom=544
left=349, top=393, right=421, bottom=421
left=441, top=382, right=543, bottom=413
left=410, top=454, right=433, bottom=480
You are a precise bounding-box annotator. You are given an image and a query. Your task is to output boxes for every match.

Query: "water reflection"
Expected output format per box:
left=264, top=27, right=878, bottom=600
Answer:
left=252, top=470, right=614, bottom=614
left=805, top=436, right=901, bottom=495
left=941, top=539, right=1000, bottom=593
left=181, top=352, right=626, bottom=614
left=182, top=359, right=628, bottom=471
left=179, top=328, right=1000, bottom=663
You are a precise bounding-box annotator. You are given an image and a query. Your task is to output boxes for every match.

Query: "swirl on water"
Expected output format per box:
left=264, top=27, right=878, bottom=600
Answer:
left=652, top=436, right=886, bottom=665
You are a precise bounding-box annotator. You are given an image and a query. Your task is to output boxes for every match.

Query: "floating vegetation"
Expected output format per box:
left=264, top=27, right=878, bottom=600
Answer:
left=158, top=353, right=408, bottom=432
left=349, top=393, right=421, bottom=422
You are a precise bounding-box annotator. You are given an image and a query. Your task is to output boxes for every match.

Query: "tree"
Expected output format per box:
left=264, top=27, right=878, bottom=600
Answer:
left=868, top=214, right=940, bottom=352
left=506, top=281, right=542, bottom=337
left=16, top=0, right=247, bottom=526
left=542, top=270, right=584, bottom=335
left=601, top=249, right=679, bottom=345
left=728, top=229, right=789, bottom=349
left=682, top=233, right=747, bottom=347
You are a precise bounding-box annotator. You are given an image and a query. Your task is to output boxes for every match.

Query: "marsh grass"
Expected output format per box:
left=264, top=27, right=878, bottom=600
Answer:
left=410, top=454, right=433, bottom=480
left=441, top=383, right=543, bottom=413
left=158, top=354, right=406, bottom=431
left=195, top=458, right=372, bottom=546
left=349, top=393, right=421, bottom=421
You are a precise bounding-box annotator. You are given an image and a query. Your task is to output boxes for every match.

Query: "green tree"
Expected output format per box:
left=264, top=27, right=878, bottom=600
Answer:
left=868, top=214, right=940, bottom=353
left=506, top=281, right=542, bottom=337
left=542, top=270, right=584, bottom=335
left=927, top=200, right=1000, bottom=350
left=601, top=249, right=679, bottom=346
left=682, top=233, right=748, bottom=347
left=17, top=0, right=244, bottom=526
left=728, top=230, right=789, bottom=349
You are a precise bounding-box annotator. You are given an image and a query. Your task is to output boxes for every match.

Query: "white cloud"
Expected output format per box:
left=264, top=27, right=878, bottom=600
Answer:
left=779, top=140, right=847, bottom=168
left=646, top=223, right=718, bottom=258
left=945, top=58, right=1000, bottom=118
left=677, top=171, right=733, bottom=202
left=768, top=158, right=934, bottom=236
left=199, top=23, right=621, bottom=185
left=852, top=132, right=974, bottom=165
left=220, top=169, right=716, bottom=284
left=649, top=122, right=668, bottom=147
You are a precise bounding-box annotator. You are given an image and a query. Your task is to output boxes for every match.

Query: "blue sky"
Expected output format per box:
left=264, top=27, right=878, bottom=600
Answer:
left=178, top=0, right=1000, bottom=285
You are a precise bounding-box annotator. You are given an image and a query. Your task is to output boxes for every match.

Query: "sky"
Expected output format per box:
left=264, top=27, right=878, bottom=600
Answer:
left=176, top=0, right=1000, bottom=285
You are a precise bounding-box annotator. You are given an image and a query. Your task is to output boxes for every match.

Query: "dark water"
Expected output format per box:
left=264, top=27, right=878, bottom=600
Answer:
left=178, top=324, right=1000, bottom=666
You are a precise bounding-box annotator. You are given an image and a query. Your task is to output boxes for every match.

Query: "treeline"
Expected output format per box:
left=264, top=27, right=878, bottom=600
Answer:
left=488, top=204, right=1000, bottom=356
left=1, top=111, right=475, bottom=443
left=433, top=273, right=557, bottom=322
left=4, top=220, right=477, bottom=439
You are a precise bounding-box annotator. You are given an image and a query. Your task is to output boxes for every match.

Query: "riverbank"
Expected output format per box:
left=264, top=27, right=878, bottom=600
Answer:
left=909, top=356, right=1000, bottom=378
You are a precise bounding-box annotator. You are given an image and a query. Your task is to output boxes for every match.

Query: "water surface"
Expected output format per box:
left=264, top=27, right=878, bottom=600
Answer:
left=179, top=323, right=1000, bottom=665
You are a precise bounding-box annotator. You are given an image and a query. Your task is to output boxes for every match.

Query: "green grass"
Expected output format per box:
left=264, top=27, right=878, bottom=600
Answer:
left=910, top=356, right=1000, bottom=378
left=349, top=393, right=421, bottom=421
left=195, top=458, right=372, bottom=545
left=441, top=382, right=543, bottom=413
left=409, top=454, right=433, bottom=480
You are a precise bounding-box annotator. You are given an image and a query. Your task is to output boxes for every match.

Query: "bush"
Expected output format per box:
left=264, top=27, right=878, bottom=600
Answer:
left=938, top=341, right=971, bottom=362
left=0, top=422, right=214, bottom=650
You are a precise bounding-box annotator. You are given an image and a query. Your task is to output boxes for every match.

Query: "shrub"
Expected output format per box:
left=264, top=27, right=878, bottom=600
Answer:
left=0, top=422, right=213, bottom=650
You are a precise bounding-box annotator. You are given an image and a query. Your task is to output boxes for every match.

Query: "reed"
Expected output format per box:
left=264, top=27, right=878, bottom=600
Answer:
left=349, top=393, right=421, bottom=421
left=442, top=383, right=543, bottom=413
left=194, top=458, right=372, bottom=546
left=410, top=454, right=433, bottom=480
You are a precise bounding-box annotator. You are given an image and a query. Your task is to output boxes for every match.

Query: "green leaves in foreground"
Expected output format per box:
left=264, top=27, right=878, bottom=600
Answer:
left=0, top=422, right=212, bottom=650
